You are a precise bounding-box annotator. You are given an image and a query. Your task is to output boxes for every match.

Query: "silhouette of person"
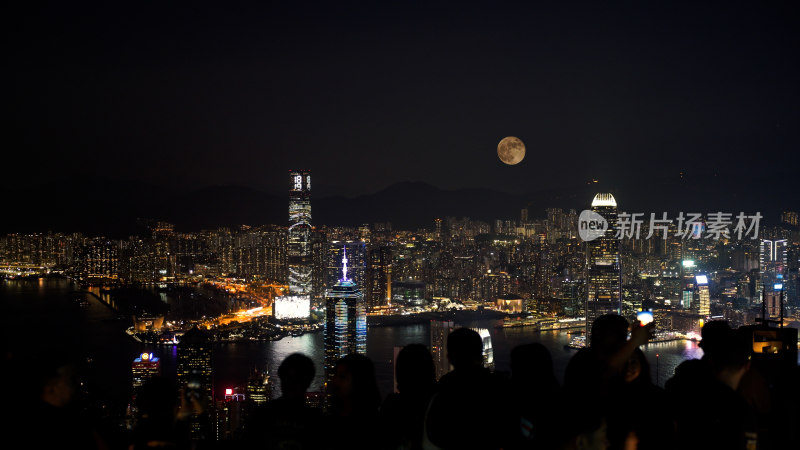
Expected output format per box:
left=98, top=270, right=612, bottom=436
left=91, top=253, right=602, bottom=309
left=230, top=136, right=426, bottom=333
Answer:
left=509, top=342, right=559, bottom=448
left=380, top=344, right=437, bottom=450
left=327, top=353, right=382, bottom=449
left=243, top=353, right=322, bottom=450
left=564, top=315, right=653, bottom=450
left=665, top=320, right=731, bottom=395
left=22, top=355, right=105, bottom=449
left=611, top=348, right=673, bottom=450
left=565, top=315, right=654, bottom=396
left=667, top=323, right=757, bottom=449
left=130, top=376, right=191, bottom=449
left=424, top=328, right=510, bottom=450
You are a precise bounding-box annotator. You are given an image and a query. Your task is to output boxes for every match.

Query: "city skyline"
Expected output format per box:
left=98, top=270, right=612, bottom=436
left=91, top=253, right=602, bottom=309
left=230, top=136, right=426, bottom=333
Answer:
left=5, top=2, right=800, bottom=447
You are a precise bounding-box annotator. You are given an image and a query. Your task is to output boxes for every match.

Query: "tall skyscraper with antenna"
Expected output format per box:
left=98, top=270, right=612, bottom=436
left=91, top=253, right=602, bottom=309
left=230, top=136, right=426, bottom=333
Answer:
left=288, top=170, right=312, bottom=295
left=586, top=193, right=621, bottom=341
left=324, top=247, right=367, bottom=383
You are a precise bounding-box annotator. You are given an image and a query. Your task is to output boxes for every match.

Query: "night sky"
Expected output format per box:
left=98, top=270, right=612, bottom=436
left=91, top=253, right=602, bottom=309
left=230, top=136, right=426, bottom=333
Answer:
left=9, top=1, right=800, bottom=198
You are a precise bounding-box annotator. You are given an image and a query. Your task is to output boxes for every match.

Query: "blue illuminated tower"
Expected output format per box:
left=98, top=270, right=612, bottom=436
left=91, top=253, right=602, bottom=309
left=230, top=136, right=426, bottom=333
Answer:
left=324, top=247, right=367, bottom=384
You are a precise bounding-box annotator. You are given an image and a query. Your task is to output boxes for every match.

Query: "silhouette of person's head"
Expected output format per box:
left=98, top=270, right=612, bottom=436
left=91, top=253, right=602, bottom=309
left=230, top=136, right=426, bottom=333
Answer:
left=590, top=314, right=629, bottom=353
left=278, top=353, right=315, bottom=399
left=395, top=343, right=435, bottom=395
left=330, top=354, right=381, bottom=416
left=712, top=327, right=751, bottom=389
left=511, top=343, right=557, bottom=387
left=447, top=328, right=483, bottom=370
left=698, top=320, right=733, bottom=360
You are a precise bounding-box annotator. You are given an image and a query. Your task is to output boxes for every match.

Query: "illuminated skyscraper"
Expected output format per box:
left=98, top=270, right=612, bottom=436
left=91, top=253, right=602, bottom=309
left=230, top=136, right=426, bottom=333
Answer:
left=288, top=170, right=312, bottom=295
left=695, top=275, right=710, bottom=317
left=586, top=193, right=621, bottom=341
left=177, top=327, right=213, bottom=402
left=366, top=244, right=392, bottom=312
left=177, top=326, right=213, bottom=439
left=246, top=368, right=271, bottom=405
left=760, top=239, right=788, bottom=294
left=326, top=240, right=366, bottom=293
left=131, top=352, right=161, bottom=392
left=324, top=248, right=367, bottom=384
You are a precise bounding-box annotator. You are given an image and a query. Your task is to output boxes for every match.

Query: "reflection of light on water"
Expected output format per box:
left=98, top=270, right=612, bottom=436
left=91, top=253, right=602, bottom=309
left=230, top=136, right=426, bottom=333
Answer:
left=641, top=339, right=704, bottom=387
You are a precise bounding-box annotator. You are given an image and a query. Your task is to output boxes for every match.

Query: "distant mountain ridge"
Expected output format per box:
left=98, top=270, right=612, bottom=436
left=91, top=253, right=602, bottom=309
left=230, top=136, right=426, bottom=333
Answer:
left=3, top=176, right=794, bottom=237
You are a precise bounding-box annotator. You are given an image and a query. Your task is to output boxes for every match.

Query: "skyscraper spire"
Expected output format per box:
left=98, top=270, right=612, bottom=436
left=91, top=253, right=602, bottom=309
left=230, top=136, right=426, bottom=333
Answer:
left=341, top=245, right=349, bottom=282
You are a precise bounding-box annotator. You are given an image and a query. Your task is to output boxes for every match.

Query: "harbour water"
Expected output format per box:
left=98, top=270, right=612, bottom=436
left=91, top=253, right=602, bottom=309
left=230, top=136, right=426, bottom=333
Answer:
left=2, top=278, right=703, bottom=415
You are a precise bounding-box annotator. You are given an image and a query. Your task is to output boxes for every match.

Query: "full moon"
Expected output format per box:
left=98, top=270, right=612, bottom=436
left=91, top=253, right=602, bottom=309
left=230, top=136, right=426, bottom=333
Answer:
left=497, top=136, right=525, bottom=165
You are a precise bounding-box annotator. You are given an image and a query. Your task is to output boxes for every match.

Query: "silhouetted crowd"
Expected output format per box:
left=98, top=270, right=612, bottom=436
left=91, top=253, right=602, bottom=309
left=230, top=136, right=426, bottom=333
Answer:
left=9, top=315, right=800, bottom=449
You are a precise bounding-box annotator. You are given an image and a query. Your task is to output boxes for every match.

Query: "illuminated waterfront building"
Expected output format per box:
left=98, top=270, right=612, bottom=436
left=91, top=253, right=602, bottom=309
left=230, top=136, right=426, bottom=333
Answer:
left=273, top=295, right=310, bottom=320
left=324, top=248, right=367, bottom=384
left=288, top=170, right=312, bottom=295
left=496, top=293, right=524, bottom=313
left=430, top=320, right=454, bottom=380
left=471, top=327, right=495, bottom=371
left=392, top=280, right=427, bottom=306
left=585, top=193, right=621, bottom=341
left=131, top=352, right=161, bottom=391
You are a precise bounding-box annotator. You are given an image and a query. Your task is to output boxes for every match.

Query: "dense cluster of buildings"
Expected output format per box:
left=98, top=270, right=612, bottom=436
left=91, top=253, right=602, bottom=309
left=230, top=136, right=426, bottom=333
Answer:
left=2, top=173, right=799, bottom=337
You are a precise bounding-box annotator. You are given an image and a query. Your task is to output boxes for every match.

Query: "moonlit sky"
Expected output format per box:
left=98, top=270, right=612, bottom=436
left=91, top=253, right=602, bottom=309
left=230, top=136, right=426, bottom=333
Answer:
left=9, top=1, right=800, bottom=197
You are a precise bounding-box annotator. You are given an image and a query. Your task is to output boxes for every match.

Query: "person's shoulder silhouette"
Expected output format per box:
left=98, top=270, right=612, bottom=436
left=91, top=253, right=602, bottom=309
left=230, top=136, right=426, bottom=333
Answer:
left=243, top=353, right=322, bottom=450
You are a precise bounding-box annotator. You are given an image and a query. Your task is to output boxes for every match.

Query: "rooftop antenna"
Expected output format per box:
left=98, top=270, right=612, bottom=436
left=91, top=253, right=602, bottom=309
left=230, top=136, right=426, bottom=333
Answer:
left=341, top=245, right=349, bottom=282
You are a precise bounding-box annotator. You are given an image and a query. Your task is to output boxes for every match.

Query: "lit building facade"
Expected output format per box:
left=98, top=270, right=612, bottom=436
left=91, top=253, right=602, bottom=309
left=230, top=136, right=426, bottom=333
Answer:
left=586, top=193, right=621, bottom=341
left=366, top=244, right=393, bottom=311
left=324, top=249, right=367, bottom=383
left=82, top=239, right=120, bottom=284
left=760, top=239, right=788, bottom=297
left=288, top=170, right=312, bottom=295
left=430, top=320, right=454, bottom=380
left=177, top=326, right=213, bottom=439
left=471, top=327, right=495, bottom=371
left=695, top=275, right=710, bottom=317
left=781, top=211, right=798, bottom=227
left=326, top=240, right=366, bottom=294
left=246, top=368, right=271, bottom=405
left=273, top=295, right=311, bottom=320
left=131, top=352, right=161, bottom=391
